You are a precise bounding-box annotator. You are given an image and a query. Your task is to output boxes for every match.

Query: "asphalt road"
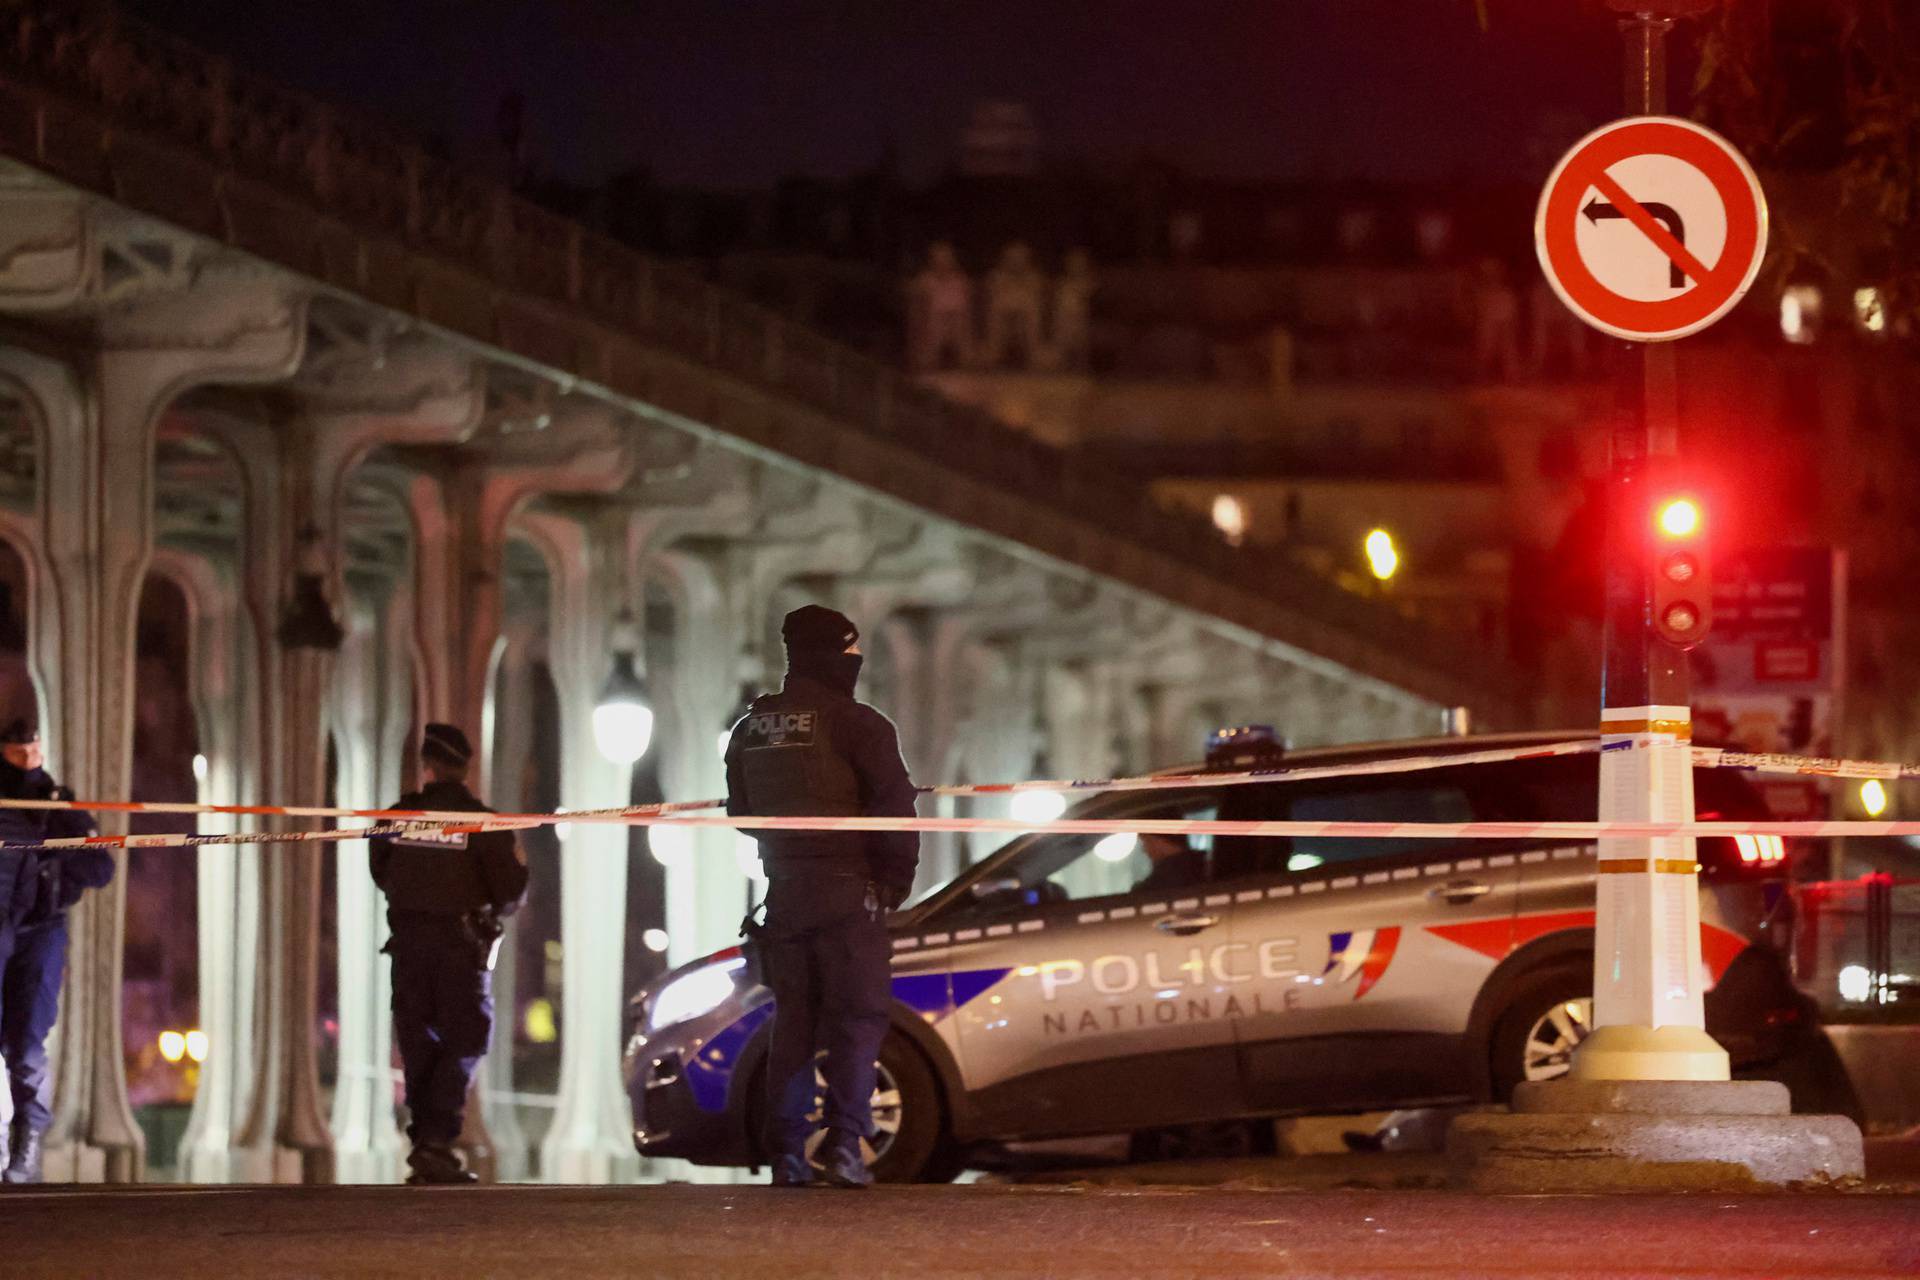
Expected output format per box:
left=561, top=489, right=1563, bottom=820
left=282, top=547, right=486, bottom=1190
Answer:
left=3, top=1184, right=1918, bottom=1279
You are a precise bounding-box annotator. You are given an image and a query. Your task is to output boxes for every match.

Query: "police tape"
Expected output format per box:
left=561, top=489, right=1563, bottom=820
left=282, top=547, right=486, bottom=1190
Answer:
left=918, top=737, right=1604, bottom=799
left=1690, top=746, right=1920, bottom=782
left=12, top=810, right=1920, bottom=855
left=0, top=794, right=723, bottom=827
left=0, top=737, right=1604, bottom=828
left=1, top=736, right=1916, bottom=853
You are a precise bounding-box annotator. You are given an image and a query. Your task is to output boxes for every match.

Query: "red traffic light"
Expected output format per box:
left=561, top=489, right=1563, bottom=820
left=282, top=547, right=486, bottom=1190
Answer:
left=1656, top=497, right=1702, bottom=539
left=1649, top=493, right=1711, bottom=648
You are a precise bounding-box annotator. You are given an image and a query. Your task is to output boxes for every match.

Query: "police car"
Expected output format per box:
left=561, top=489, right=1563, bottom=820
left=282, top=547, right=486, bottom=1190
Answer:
left=624, top=729, right=1822, bottom=1182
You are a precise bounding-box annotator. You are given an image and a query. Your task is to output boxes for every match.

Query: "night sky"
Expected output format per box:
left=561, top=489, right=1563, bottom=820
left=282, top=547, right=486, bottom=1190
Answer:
left=118, top=1, right=1642, bottom=189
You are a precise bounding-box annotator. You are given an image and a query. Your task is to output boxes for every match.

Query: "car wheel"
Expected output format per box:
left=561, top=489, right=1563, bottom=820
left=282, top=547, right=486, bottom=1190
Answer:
left=758, top=1032, right=953, bottom=1183
left=1490, top=965, right=1594, bottom=1101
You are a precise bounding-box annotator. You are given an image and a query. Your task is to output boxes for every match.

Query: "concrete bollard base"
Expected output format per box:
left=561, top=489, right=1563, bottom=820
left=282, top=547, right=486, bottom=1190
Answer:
left=1448, top=1078, right=1865, bottom=1193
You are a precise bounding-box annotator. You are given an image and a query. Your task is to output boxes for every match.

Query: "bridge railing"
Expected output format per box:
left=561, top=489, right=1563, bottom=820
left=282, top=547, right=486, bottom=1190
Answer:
left=0, top=1, right=1506, bottom=703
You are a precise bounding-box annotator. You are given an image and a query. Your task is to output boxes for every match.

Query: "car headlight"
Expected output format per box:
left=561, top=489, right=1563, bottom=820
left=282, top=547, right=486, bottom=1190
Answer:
left=647, top=956, right=746, bottom=1032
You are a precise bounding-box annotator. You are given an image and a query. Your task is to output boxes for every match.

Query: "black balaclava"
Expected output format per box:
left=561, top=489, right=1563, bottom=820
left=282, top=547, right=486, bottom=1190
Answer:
left=782, top=605, right=862, bottom=697
left=420, top=722, right=474, bottom=783
left=0, top=717, right=37, bottom=787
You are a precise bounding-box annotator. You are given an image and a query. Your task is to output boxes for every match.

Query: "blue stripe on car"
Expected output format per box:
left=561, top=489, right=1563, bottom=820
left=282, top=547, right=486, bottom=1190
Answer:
left=684, top=968, right=1012, bottom=1114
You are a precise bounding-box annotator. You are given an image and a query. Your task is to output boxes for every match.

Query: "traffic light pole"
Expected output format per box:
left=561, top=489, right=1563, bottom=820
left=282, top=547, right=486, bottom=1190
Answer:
left=1575, top=5, right=1728, bottom=1081
left=1451, top=2, right=1864, bottom=1187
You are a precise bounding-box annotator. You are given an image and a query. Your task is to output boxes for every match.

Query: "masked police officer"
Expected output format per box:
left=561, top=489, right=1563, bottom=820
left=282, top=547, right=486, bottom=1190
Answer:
left=0, top=719, right=106, bottom=1184
left=724, top=605, right=919, bottom=1189
left=370, top=723, right=528, bottom=1185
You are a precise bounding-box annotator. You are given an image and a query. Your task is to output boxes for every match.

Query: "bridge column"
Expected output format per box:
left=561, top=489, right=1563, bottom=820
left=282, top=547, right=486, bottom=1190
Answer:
left=2, top=272, right=303, bottom=1183
left=185, top=347, right=480, bottom=1183
left=519, top=508, right=640, bottom=1184
left=647, top=545, right=753, bottom=966
left=479, top=615, right=543, bottom=1182
left=147, top=546, right=263, bottom=1184
left=326, top=567, right=411, bottom=1184
left=955, top=642, right=1043, bottom=865
left=397, top=407, right=629, bottom=1178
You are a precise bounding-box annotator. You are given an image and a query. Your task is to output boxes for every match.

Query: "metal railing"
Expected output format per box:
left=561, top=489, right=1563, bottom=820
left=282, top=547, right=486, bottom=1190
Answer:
left=0, top=1, right=1509, bottom=705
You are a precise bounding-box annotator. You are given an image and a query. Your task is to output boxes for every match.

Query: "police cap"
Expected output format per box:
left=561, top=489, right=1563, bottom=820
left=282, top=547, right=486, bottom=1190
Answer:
left=0, top=717, right=39, bottom=745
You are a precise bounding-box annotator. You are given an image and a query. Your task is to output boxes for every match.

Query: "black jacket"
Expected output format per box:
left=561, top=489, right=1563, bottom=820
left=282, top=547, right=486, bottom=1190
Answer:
left=724, top=675, right=919, bottom=893
left=369, top=779, right=528, bottom=918
left=0, top=762, right=106, bottom=929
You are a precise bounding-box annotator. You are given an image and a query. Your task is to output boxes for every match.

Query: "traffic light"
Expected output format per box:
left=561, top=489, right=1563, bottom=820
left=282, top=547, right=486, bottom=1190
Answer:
left=1650, top=494, right=1711, bottom=648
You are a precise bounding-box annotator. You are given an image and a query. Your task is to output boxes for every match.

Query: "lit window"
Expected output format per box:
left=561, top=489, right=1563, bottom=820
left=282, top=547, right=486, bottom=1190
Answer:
left=1211, top=494, right=1248, bottom=547
left=1364, top=528, right=1400, bottom=581
left=1854, top=287, right=1887, bottom=335
left=1780, top=285, right=1821, bottom=344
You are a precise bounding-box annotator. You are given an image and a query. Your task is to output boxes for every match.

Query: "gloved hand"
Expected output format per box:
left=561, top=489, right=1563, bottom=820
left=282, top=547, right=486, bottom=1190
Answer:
left=49, top=785, right=73, bottom=802
left=878, top=882, right=911, bottom=912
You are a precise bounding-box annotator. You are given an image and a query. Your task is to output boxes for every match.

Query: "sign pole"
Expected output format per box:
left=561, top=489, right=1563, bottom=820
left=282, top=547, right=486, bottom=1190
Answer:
left=1452, top=0, right=1861, bottom=1190
left=1577, top=3, right=1728, bottom=1081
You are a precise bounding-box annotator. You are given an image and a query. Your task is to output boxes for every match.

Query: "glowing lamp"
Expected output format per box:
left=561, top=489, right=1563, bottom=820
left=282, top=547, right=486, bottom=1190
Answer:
left=1364, top=528, right=1399, bottom=581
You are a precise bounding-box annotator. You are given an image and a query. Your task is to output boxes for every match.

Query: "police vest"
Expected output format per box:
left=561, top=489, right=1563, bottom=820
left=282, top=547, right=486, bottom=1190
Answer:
left=737, top=692, right=861, bottom=821
left=377, top=788, right=505, bottom=914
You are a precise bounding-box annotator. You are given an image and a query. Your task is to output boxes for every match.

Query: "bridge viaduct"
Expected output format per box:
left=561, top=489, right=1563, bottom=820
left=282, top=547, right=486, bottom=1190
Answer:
left=0, top=4, right=1518, bottom=1183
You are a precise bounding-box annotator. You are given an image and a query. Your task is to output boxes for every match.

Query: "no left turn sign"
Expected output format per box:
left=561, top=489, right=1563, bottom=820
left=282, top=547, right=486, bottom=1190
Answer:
left=1535, top=116, right=1768, bottom=342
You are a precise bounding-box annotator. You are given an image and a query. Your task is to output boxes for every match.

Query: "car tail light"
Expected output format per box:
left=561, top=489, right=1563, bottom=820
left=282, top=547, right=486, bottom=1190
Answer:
left=1695, top=809, right=1787, bottom=877
left=1732, top=834, right=1787, bottom=867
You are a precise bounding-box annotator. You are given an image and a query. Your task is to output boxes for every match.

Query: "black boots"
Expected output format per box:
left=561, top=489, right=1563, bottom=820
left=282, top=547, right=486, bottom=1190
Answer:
left=2, top=1122, right=43, bottom=1185
left=769, top=1153, right=816, bottom=1188
left=405, top=1142, right=477, bottom=1186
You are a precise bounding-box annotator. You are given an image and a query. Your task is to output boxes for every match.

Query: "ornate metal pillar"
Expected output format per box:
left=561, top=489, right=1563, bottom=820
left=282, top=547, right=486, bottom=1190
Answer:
left=518, top=507, right=640, bottom=1184
left=148, top=545, right=261, bottom=1184
left=326, top=566, right=410, bottom=1184
left=2, top=270, right=304, bottom=1182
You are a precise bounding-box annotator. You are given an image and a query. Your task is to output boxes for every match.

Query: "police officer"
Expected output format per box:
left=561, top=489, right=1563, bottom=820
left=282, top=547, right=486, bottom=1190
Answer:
left=0, top=719, right=106, bottom=1184
left=369, top=723, right=527, bottom=1186
left=724, top=605, right=919, bottom=1189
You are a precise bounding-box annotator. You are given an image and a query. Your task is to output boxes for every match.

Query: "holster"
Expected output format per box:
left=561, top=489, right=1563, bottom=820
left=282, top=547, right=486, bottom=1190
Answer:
left=460, top=906, right=506, bottom=971
left=738, top=898, right=768, bottom=986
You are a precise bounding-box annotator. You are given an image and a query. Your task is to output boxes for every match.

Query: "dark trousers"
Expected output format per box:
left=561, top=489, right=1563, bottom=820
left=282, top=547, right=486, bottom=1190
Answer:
left=387, top=917, right=493, bottom=1147
left=0, top=919, right=66, bottom=1135
left=761, top=874, right=890, bottom=1159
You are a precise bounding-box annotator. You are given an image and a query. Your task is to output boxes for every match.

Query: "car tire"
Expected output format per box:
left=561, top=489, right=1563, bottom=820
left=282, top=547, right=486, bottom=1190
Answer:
left=749, top=1030, right=956, bottom=1183
left=868, top=1031, right=953, bottom=1183
left=1489, top=963, right=1593, bottom=1102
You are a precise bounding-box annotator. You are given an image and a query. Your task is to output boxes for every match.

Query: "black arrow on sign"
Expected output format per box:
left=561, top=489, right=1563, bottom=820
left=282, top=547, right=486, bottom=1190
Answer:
left=1583, top=195, right=1689, bottom=289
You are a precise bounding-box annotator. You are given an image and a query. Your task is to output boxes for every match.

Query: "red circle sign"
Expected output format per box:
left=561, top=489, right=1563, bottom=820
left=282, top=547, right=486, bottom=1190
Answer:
left=1536, top=117, right=1768, bottom=342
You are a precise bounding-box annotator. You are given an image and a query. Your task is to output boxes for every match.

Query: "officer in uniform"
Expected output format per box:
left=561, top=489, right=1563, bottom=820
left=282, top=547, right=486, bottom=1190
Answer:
left=0, top=718, right=106, bottom=1184
left=724, top=605, right=919, bottom=1189
left=370, top=723, right=527, bottom=1185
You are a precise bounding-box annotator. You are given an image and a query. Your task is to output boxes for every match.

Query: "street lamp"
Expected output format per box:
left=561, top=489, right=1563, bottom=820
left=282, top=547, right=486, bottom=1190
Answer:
left=1010, top=789, right=1067, bottom=826
left=593, top=609, right=654, bottom=765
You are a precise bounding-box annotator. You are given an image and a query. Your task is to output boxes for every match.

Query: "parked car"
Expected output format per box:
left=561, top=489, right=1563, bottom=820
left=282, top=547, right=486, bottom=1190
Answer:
left=625, top=729, right=1827, bottom=1181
